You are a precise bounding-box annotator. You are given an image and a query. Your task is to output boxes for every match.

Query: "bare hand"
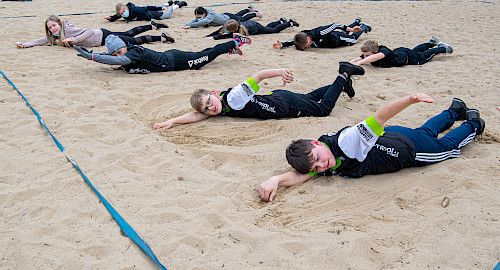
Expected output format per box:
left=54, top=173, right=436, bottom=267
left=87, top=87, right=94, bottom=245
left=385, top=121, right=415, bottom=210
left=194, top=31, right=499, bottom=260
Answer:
left=162, top=6, right=168, bottom=10
left=351, top=26, right=363, bottom=32
left=281, top=69, right=294, bottom=86
left=104, top=16, right=111, bottom=20
left=273, top=40, right=282, bottom=49
left=179, top=25, right=190, bottom=29
left=153, top=121, right=173, bottom=130
left=409, top=93, right=434, bottom=104
left=258, top=177, right=280, bottom=202
left=205, top=36, right=214, bottom=39
left=15, top=42, right=24, bottom=48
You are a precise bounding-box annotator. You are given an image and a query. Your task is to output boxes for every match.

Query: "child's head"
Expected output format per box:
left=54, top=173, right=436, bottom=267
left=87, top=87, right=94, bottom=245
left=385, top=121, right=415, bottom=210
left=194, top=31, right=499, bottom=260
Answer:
left=293, top=32, right=312, bottom=50
left=361, top=40, right=379, bottom=57
left=194, top=7, right=207, bottom=19
left=115, top=3, right=129, bottom=16
left=105, top=35, right=127, bottom=56
left=44, top=15, right=66, bottom=46
left=223, top=19, right=249, bottom=36
left=286, top=140, right=336, bottom=174
left=190, top=89, right=222, bottom=115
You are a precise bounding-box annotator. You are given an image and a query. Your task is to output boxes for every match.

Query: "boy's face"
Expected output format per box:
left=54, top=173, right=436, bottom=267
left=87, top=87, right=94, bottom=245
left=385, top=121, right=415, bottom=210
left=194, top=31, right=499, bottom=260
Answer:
left=118, top=7, right=128, bottom=16
left=201, top=91, right=222, bottom=115
left=112, top=47, right=128, bottom=56
left=303, top=36, right=313, bottom=49
left=195, top=13, right=206, bottom=19
left=308, top=141, right=336, bottom=173
left=362, top=51, right=376, bottom=58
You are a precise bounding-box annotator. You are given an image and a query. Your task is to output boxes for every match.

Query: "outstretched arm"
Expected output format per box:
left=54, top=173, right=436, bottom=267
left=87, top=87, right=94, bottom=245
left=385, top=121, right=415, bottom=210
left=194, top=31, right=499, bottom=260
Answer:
left=259, top=171, right=311, bottom=202
left=252, top=68, right=294, bottom=86
left=350, top=52, right=385, bottom=66
left=374, top=93, right=434, bottom=125
left=153, top=112, right=210, bottom=130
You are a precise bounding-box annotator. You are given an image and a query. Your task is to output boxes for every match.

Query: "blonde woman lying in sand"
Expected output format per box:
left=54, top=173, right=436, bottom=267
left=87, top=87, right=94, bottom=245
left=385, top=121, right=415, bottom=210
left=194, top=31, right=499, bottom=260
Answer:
left=15, top=15, right=173, bottom=49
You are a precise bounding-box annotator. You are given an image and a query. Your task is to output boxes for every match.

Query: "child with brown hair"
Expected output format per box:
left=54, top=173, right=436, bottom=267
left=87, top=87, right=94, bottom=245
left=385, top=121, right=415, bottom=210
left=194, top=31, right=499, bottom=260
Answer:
left=206, top=18, right=298, bottom=40
left=349, top=37, right=453, bottom=68
left=105, top=1, right=187, bottom=22
left=152, top=62, right=364, bottom=130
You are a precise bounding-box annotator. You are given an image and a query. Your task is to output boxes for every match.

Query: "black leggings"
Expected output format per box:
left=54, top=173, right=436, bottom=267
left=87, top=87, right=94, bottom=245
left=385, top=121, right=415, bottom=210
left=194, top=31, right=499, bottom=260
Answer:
left=101, top=25, right=161, bottom=45
left=251, top=21, right=291, bottom=35
left=225, top=9, right=256, bottom=22
left=169, top=40, right=236, bottom=70
left=408, top=43, right=447, bottom=65
left=282, top=75, right=346, bottom=117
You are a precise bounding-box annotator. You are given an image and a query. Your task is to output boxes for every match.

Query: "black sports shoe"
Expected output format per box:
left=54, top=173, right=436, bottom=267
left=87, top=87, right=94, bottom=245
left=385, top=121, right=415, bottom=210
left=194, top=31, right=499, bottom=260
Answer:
left=466, top=109, right=485, bottom=137
left=359, top=22, right=372, bottom=33
left=289, top=18, right=299, bottom=27
left=339, top=62, right=365, bottom=76
left=342, top=77, right=355, bottom=98
left=167, top=0, right=174, bottom=6
left=151, top=19, right=169, bottom=30
left=448, top=98, right=468, bottom=121
left=175, top=1, right=187, bottom=8
left=161, top=31, right=175, bottom=43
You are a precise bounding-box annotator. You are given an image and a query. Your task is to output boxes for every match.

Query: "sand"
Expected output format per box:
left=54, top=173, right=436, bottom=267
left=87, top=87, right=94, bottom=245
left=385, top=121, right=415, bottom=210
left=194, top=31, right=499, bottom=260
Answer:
left=1, top=0, right=499, bottom=269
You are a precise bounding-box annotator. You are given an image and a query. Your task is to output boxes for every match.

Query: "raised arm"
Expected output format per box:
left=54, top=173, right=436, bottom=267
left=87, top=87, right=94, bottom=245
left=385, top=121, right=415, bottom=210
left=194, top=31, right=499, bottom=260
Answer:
left=373, top=93, right=434, bottom=125
left=252, top=68, right=294, bottom=86
left=258, top=171, right=311, bottom=202
left=350, top=52, right=385, bottom=66
left=153, top=112, right=210, bottom=130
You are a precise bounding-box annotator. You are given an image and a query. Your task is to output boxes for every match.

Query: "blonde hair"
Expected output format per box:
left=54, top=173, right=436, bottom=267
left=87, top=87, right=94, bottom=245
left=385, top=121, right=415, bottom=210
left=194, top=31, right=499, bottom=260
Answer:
left=115, top=3, right=126, bottom=14
left=190, top=89, right=211, bottom=112
left=44, top=15, right=69, bottom=47
left=361, top=40, right=379, bottom=53
left=223, top=19, right=249, bottom=36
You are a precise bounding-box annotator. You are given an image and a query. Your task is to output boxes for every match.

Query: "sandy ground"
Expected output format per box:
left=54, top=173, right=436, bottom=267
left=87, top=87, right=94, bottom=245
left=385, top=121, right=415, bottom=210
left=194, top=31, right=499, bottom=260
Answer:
left=1, top=0, right=499, bottom=269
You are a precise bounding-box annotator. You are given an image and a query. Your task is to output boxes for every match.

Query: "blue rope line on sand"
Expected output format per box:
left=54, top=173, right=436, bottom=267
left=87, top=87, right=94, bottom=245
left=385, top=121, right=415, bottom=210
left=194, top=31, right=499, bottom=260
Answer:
left=0, top=70, right=167, bottom=270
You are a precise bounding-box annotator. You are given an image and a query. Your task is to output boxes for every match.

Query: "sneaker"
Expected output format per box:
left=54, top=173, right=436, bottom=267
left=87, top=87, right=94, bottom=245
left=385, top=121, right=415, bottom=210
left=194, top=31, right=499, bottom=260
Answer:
left=255, top=10, right=263, bottom=18
left=448, top=98, right=468, bottom=121
left=247, top=4, right=255, bottom=12
left=167, top=0, right=173, bottom=6
left=339, top=62, right=365, bottom=76
left=175, top=1, right=187, bottom=8
left=438, top=41, right=453, bottom=54
left=354, top=17, right=362, bottom=25
left=233, top=33, right=252, bottom=46
left=161, top=31, right=175, bottom=43
left=289, top=17, right=299, bottom=27
left=342, top=77, right=355, bottom=98
left=279, top=16, right=287, bottom=24
left=466, top=109, right=485, bottom=137
left=429, top=36, right=439, bottom=46
left=359, top=22, right=372, bottom=33
left=228, top=47, right=242, bottom=56
left=151, top=19, right=169, bottom=30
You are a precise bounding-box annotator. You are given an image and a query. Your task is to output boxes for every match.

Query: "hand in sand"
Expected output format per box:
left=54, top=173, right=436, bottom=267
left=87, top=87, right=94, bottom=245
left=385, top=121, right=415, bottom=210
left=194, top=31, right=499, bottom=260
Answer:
left=273, top=40, right=283, bottom=49
left=179, top=26, right=190, bottom=29
left=258, top=176, right=280, bottom=202
left=15, top=42, right=24, bottom=48
left=153, top=120, right=173, bottom=130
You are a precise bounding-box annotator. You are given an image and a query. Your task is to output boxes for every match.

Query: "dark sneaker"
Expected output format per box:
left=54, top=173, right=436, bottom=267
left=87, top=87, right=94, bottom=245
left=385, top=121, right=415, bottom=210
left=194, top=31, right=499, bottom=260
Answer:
left=429, top=36, right=439, bottom=46
left=466, top=109, right=485, bottom=138
left=175, top=1, right=187, bottom=8
left=167, top=0, right=173, bottom=6
left=448, top=98, right=468, bottom=121
left=354, top=17, right=362, bottom=25
left=359, top=22, right=371, bottom=33
left=289, top=17, right=300, bottom=27
left=279, top=16, right=287, bottom=24
left=151, top=19, right=169, bottom=30
left=161, top=31, right=175, bottom=43
left=233, top=33, right=252, bottom=46
left=342, top=77, right=355, bottom=98
left=438, top=41, right=453, bottom=53
left=339, top=62, right=365, bottom=76
left=228, top=47, right=243, bottom=55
